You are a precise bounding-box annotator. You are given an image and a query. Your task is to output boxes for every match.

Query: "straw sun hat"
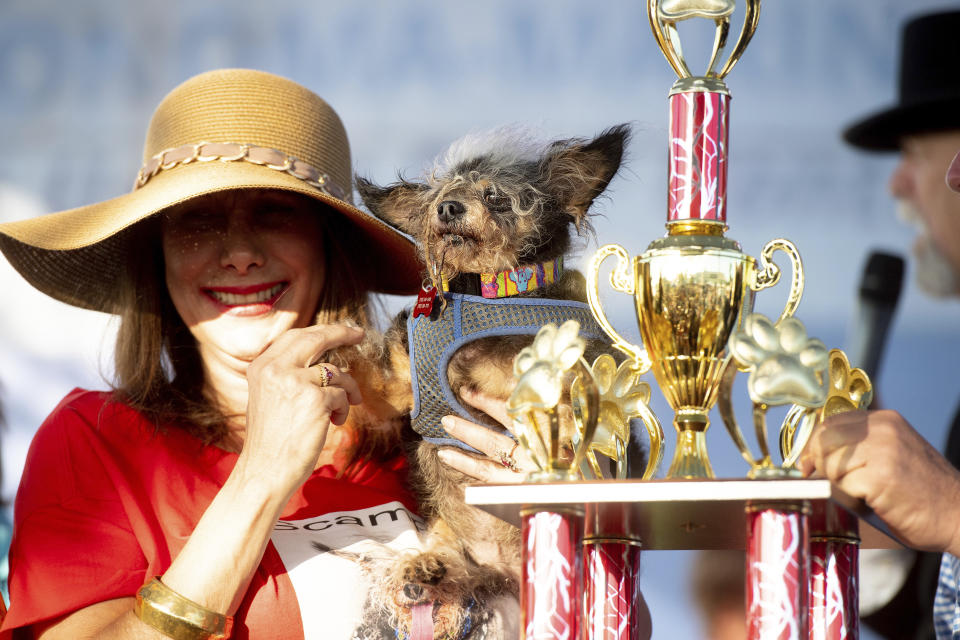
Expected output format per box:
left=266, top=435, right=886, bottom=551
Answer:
left=0, top=68, right=422, bottom=313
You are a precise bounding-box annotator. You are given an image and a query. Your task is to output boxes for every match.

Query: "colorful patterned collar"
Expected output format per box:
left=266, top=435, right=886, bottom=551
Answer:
left=440, top=256, right=564, bottom=299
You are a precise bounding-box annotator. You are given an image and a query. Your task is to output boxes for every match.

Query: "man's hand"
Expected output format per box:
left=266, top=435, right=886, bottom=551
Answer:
left=801, top=409, right=960, bottom=556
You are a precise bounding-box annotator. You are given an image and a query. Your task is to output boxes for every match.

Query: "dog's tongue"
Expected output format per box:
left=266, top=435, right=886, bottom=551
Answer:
left=410, top=602, right=434, bottom=639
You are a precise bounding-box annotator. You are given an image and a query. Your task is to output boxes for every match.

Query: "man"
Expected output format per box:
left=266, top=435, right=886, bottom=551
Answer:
left=802, top=9, right=960, bottom=639
left=841, top=10, right=960, bottom=300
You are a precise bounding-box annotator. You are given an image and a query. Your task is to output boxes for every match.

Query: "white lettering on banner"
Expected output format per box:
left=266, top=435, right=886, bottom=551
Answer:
left=271, top=501, right=426, bottom=639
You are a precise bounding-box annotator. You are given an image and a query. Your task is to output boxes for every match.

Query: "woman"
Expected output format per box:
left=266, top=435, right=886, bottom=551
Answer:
left=0, top=69, right=526, bottom=640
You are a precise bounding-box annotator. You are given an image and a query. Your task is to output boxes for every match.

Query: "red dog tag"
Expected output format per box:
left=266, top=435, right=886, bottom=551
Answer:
left=412, top=284, right=437, bottom=318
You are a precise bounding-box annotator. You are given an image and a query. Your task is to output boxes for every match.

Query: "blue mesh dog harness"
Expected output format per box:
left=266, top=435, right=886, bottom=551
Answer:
left=408, top=292, right=605, bottom=452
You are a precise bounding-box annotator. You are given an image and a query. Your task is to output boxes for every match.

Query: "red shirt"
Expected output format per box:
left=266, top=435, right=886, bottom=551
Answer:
left=1, top=389, right=421, bottom=639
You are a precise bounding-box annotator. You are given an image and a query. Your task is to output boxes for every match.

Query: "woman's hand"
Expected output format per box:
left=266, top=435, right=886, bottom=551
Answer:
left=436, top=389, right=537, bottom=483
left=241, top=323, right=365, bottom=492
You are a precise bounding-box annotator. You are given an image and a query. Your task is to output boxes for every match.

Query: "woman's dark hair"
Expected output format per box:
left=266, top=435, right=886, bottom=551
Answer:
left=112, top=190, right=389, bottom=468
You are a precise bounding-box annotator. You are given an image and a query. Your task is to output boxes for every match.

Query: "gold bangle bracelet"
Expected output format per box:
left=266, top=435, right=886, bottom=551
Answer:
left=134, top=578, right=233, bottom=640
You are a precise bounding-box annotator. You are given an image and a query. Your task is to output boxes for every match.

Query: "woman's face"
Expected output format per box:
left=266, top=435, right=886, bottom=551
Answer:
left=162, top=190, right=327, bottom=365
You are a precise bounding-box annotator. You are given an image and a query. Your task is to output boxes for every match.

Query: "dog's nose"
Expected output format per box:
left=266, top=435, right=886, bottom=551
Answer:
left=403, top=583, right=424, bottom=602
left=437, top=200, right=465, bottom=223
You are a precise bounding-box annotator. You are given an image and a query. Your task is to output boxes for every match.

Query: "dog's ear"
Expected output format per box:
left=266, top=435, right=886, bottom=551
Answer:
left=355, top=176, right=429, bottom=233
left=538, top=123, right=630, bottom=230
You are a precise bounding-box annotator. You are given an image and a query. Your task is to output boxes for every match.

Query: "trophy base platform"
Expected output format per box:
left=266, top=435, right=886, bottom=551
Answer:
left=465, top=478, right=902, bottom=550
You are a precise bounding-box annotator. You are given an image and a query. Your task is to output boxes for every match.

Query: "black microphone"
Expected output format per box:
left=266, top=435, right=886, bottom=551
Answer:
left=849, top=251, right=905, bottom=383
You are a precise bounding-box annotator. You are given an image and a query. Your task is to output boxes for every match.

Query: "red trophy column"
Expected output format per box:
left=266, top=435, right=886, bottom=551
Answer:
left=667, top=90, right=729, bottom=225
left=808, top=504, right=859, bottom=639
left=746, top=502, right=810, bottom=640
left=522, top=508, right=584, bottom=640
left=583, top=538, right=644, bottom=640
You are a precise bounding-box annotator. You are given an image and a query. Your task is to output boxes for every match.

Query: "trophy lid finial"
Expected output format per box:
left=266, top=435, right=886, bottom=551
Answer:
left=658, top=0, right=735, bottom=21
left=649, top=0, right=761, bottom=85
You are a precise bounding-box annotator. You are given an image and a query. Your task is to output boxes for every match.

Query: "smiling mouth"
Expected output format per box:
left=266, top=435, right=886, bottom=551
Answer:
left=206, top=282, right=287, bottom=306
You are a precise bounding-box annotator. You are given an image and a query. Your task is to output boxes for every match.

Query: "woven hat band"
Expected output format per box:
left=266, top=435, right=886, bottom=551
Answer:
left=143, top=69, right=353, bottom=200
left=135, top=142, right=347, bottom=200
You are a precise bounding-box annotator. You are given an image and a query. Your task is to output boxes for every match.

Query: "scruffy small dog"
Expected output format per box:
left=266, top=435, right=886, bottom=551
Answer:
left=352, top=124, right=630, bottom=635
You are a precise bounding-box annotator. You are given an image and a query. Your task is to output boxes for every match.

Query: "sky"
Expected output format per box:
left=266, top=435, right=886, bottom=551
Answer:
left=2, top=1, right=960, bottom=637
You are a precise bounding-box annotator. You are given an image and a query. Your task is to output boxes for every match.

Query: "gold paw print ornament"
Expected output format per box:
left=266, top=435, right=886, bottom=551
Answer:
left=572, top=354, right=664, bottom=480
left=507, top=320, right=600, bottom=482
left=820, top=350, right=873, bottom=419
left=730, top=314, right=829, bottom=407
left=718, top=313, right=875, bottom=478
left=719, top=313, right=831, bottom=477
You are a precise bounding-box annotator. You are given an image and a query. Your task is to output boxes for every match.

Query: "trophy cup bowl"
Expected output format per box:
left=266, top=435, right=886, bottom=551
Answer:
left=636, top=236, right=755, bottom=477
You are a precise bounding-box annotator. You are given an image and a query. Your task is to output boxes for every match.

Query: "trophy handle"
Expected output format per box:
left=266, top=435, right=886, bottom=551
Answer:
left=647, top=0, right=690, bottom=78
left=587, top=244, right=653, bottom=372
left=715, top=0, right=761, bottom=79
left=615, top=437, right=628, bottom=480
left=569, top=357, right=600, bottom=473
left=717, top=364, right=761, bottom=468
left=751, top=403, right=773, bottom=469
left=634, top=401, right=664, bottom=480
left=779, top=404, right=821, bottom=468
left=752, top=238, right=804, bottom=326
left=512, top=411, right=548, bottom=472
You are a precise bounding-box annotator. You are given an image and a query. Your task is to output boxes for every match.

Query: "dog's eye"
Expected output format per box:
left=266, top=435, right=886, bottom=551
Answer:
left=482, top=186, right=510, bottom=209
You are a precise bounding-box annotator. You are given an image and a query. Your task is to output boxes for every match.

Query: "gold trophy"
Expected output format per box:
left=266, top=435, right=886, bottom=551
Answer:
left=587, top=0, right=807, bottom=478
left=481, top=4, right=879, bottom=635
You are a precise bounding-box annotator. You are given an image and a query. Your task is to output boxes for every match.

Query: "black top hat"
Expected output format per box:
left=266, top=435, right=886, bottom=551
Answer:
left=843, top=10, right=960, bottom=151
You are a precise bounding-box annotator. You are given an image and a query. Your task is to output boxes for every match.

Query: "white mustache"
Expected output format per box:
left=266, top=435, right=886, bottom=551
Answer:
left=895, top=199, right=923, bottom=227
left=913, top=237, right=960, bottom=298
left=894, top=199, right=960, bottom=297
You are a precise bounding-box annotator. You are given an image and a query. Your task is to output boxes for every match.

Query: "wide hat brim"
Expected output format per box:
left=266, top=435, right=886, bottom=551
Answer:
left=843, top=94, right=960, bottom=152
left=0, top=160, right=423, bottom=313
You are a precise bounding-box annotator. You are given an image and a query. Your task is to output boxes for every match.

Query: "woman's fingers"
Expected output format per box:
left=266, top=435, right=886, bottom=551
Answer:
left=265, top=324, right=365, bottom=367
left=440, top=414, right=534, bottom=477
left=325, top=388, right=351, bottom=426
left=305, top=364, right=360, bottom=426
left=441, top=414, right=516, bottom=457
left=309, top=364, right=363, bottom=406
left=459, top=388, right=514, bottom=431
left=243, top=325, right=366, bottom=477
left=436, top=447, right=525, bottom=483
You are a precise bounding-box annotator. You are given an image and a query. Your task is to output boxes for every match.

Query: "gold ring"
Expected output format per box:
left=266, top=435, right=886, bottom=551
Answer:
left=317, top=364, right=334, bottom=388
left=494, top=445, right=520, bottom=472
